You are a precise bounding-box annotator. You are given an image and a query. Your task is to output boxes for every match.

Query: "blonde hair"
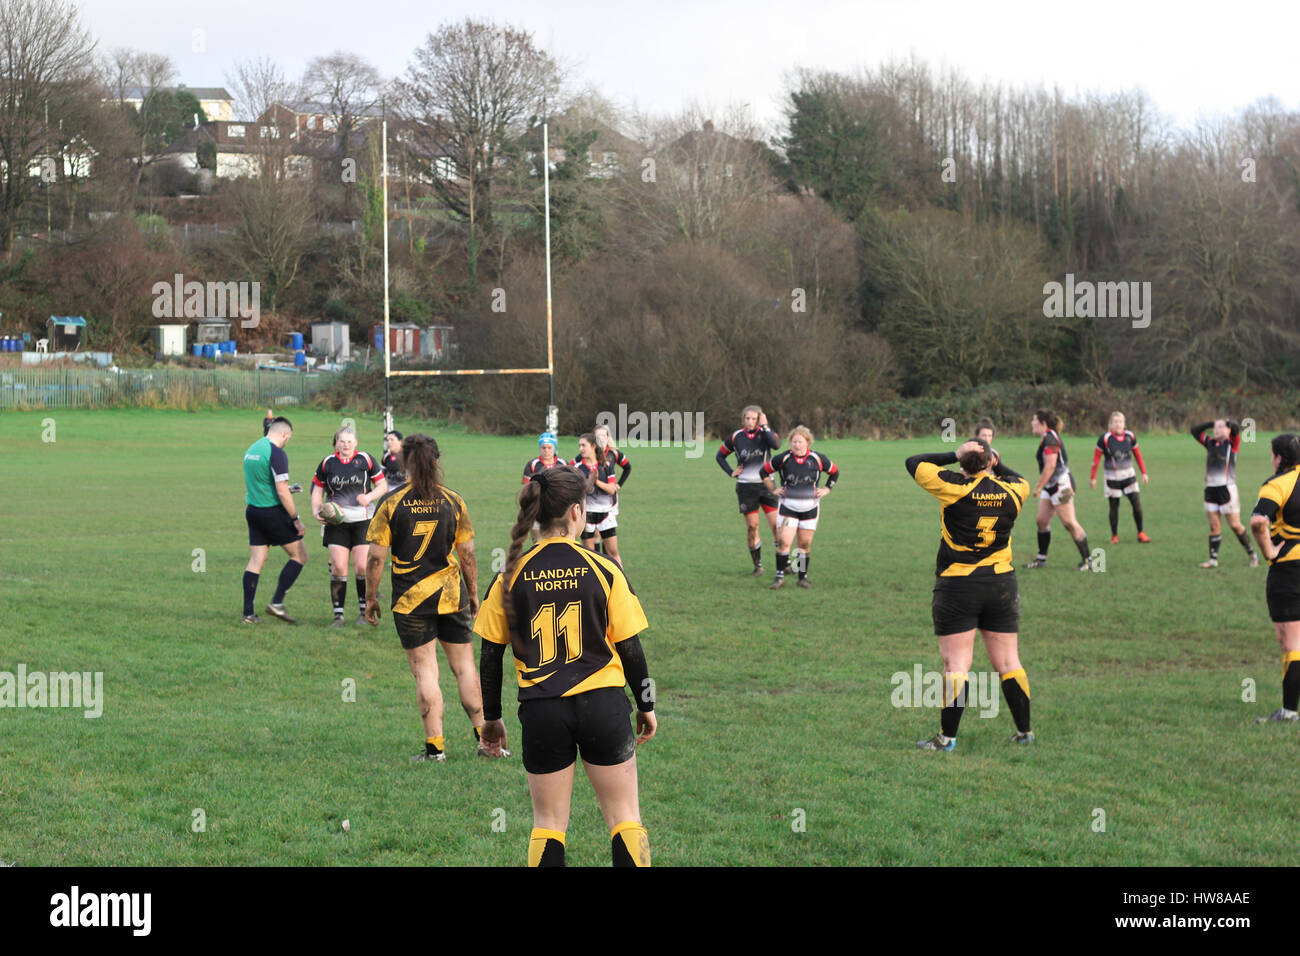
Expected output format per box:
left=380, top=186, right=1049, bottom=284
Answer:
left=333, top=425, right=357, bottom=447
left=790, top=425, right=814, bottom=445
left=742, top=405, right=762, bottom=418
left=1109, top=411, right=1125, bottom=427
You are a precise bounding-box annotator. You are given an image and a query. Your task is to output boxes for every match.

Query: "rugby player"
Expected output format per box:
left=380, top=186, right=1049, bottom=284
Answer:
left=1251, top=435, right=1300, bottom=723
left=1090, top=412, right=1150, bottom=544
left=312, top=425, right=387, bottom=625
left=907, top=439, right=1034, bottom=750
left=760, top=426, right=838, bottom=589
left=476, top=466, right=656, bottom=866
left=1191, top=418, right=1258, bottom=568
left=717, top=406, right=781, bottom=575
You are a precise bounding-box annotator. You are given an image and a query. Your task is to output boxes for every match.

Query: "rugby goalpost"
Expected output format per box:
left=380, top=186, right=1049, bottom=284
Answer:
left=379, top=119, right=558, bottom=437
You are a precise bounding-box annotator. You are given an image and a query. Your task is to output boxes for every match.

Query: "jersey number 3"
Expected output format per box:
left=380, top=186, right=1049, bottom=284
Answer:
left=531, top=602, right=583, bottom=666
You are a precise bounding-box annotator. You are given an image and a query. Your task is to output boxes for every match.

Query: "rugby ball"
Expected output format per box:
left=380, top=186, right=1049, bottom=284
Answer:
left=319, top=501, right=346, bottom=525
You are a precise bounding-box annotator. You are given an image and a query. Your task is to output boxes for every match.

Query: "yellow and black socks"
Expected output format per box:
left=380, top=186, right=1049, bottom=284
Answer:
left=529, top=828, right=566, bottom=867
left=330, top=576, right=347, bottom=617
left=610, top=821, right=650, bottom=867
left=1283, top=652, right=1300, bottom=713
left=425, top=735, right=445, bottom=757
left=1000, top=668, right=1032, bottom=734
left=940, top=672, right=968, bottom=739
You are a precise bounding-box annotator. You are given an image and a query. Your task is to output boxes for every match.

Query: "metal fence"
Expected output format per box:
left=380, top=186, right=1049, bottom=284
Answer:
left=0, top=366, right=327, bottom=409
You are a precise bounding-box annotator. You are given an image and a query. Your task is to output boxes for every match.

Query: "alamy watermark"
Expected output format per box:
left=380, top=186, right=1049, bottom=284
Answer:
left=1042, top=273, right=1150, bottom=329
left=890, top=665, right=999, bottom=718
left=152, top=273, right=260, bottom=328
left=595, top=404, right=706, bottom=459
left=1, top=665, right=103, bottom=718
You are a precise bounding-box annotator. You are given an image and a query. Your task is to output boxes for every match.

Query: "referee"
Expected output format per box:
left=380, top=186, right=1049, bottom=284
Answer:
left=242, top=417, right=307, bottom=624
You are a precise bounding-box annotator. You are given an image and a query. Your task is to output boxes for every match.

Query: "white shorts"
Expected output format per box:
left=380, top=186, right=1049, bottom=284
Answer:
left=1103, top=479, right=1139, bottom=499
left=779, top=512, right=819, bottom=531
left=584, top=512, right=618, bottom=535
left=1040, top=475, right=1075, bottom=507
left=1205, top=483, right=1241, bottom=515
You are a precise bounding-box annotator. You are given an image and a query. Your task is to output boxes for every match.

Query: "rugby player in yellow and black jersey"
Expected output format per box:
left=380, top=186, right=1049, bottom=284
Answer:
left=1249, top=434, right=1300, bottom=724
left=364, top=434, right=502, bottom=762
left=476, top=466, right=656, bottom=867
left=906, top=439, right=1035, bottom=751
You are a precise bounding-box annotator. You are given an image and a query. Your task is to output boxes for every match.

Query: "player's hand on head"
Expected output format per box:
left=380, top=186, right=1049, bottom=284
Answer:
left=957, top=439, right=983, bottom=457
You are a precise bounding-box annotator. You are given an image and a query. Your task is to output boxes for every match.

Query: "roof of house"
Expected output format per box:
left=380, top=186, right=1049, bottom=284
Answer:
left=123, top=86, right=234, bottom=101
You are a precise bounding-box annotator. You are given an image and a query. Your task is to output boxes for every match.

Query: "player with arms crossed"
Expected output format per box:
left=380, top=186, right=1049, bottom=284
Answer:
left=476, top=467, right=657, bottom=866
left=312, top=425, right=387, bottom=625
left=760, top=426, right=838, bottom=589
left=1191, top=417, right=1258, bottom=568
left=717, top=406, right=781, bottom=575
left=1024, top=410, right=1094, bottom=571
left=1090, top=412, right=1150, bottom=544
left=364, top=434, right=503, bottom=761
left=241, top=417, right=307, bottom=624
left=907, top=439, right=1035, bottom=750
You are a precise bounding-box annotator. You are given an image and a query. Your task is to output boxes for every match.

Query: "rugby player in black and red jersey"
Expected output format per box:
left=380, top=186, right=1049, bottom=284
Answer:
left=1024, top=410, right=1093, bottom=571
left=760, top=425, right=838, bottom=589
left=1192, top=417, right=1259, bottom=568
left=523, top=432, right=563, bottom=484
left=573, top=434, right=623, bottom=566
left=381, top=430, right=407, bottom=489
left=312, top=424, right=387, bottom=625
left=717, top=405, right=781, bottom=575
left=594, top=423, right=631, bottom=556
left=1090, top=411, right=1150, bottom=544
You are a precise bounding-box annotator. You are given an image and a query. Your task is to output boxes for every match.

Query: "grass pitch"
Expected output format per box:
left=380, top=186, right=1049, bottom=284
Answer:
left=0, top=408, right=1293, bottom=865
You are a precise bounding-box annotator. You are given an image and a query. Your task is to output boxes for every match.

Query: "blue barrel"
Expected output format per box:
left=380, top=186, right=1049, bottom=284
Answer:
left=290, top=332, right=304, bottom=350
left=6, top=337, right=15, bottom=351
left=293, top=350, right=305, bottom=367
left=192, top=343, right=202, bottom=357
left=202, top=344, right=216, bottom=359
left=1, top=337, right=9, bottom=352
left=227, top=340, right=237, bottom=355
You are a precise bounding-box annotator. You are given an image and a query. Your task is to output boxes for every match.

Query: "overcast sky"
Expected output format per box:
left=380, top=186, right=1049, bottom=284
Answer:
left=81, top=0, right=1298, bottom=135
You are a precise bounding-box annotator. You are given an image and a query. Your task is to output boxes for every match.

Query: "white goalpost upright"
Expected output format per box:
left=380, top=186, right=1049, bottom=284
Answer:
left=381, top=120, right=558, bottom=437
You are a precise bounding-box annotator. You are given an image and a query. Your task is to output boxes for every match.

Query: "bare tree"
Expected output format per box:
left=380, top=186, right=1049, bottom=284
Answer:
left=633, top=103, right=778, bottom=242
left=101, top=49, right=177, bottom=198
left=396, top=18, right=563, bottom=283
left=225, top=56, right=300, bottom=181
left=301, top=50, right=382, bottom=205
left=0, top=0, right=96, bottom=252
